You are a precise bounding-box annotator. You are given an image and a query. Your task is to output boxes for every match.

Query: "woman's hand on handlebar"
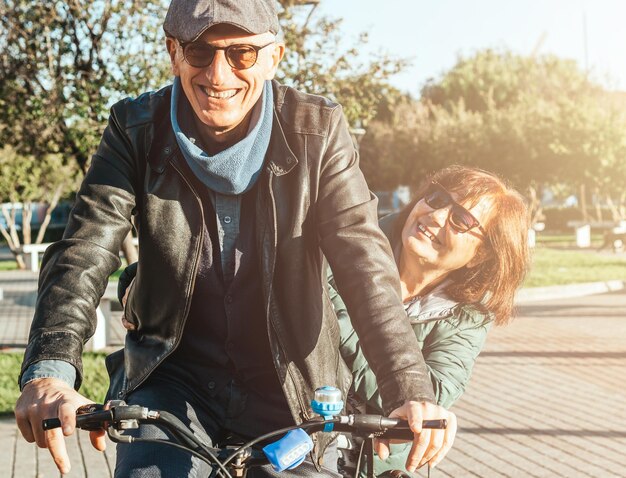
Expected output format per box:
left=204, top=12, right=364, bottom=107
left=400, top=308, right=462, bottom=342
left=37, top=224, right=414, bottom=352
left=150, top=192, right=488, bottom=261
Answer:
left=14, top=378, right=107, bottom=474
left=375, top=401, right=457, bottom=472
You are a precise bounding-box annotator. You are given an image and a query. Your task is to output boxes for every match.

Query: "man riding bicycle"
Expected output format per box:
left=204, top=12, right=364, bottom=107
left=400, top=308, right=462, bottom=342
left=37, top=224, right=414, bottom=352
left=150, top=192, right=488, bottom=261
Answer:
left=15, top=1, right=455, bottom=476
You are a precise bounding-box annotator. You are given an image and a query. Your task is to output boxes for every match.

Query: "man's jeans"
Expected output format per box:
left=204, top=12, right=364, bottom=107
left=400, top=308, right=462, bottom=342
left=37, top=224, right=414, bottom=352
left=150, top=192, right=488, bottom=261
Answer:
left=114, top=360, right=340, bottom=478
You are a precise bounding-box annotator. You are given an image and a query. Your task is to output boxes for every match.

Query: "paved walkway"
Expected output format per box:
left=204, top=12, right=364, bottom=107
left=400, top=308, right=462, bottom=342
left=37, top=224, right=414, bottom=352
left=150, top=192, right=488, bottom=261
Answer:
left=439, top=290, right=626, bottom=477
left=1, top=269, right=625, bottom=476
left=0, top=271, right=126, bottom=350
left=0, top=271, right=39, bottom=348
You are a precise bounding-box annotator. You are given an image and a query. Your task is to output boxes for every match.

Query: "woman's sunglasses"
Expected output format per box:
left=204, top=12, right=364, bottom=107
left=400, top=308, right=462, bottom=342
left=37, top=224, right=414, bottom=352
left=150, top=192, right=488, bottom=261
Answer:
left=423, top=182, right=486, bottom=236
left=179, top=40, right=275, bottom=70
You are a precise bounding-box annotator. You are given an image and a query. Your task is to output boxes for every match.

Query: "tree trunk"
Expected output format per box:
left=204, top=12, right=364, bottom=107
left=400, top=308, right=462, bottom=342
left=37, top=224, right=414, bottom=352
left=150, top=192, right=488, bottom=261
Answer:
left=606, top=194, right=620, bottom=222
left=120, top=231, right=138, bottom=265
left=23, top=201, right=33, bottom=245
left=5, top=206, right=21, bottom=249
left=35, top=183, right=64, bottom=244
left=0, top=215, right=26, bottom=270
left=579, top=184, right=589, bottom=222
left=527, top=185, right=543, bottom=227
left=12, top=250, right=26, bottom=270
left=593, top=188, right=603, bottom=223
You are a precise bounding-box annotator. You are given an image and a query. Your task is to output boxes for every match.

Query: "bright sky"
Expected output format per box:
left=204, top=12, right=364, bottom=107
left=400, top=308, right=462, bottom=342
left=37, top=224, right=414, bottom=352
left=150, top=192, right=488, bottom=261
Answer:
left=316, top=0, right=626, bottom=96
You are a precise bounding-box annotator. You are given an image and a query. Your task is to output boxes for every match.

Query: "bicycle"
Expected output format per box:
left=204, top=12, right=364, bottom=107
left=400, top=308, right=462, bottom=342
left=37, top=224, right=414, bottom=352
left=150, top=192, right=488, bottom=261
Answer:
left=43, top=386, right=447, bottom=478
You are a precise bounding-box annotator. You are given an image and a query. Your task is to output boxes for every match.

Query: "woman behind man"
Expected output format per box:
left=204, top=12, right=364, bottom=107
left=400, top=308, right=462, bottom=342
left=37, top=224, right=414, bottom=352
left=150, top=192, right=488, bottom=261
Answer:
left=332, top=165, right=531, bottom=475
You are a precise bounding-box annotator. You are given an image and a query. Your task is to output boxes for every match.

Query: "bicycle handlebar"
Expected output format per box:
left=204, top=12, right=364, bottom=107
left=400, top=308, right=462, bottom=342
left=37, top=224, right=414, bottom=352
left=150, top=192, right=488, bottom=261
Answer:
left=43, top=402, right=446, bottom=435
left=42, top=402, right=448, bottom=476
left=43, top=403, right=150, bottom=432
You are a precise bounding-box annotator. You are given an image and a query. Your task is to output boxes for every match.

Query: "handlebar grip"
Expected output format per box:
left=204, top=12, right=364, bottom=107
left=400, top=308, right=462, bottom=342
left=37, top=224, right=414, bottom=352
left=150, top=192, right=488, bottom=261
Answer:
left=423, top=419, right=448, bottom=429
left=42, top=414, right=102, bottom=431
left=352, top=415, right=447, bottom=431
left=42, top=404, right=112, bottom=432
left=376, top=419, right=448, bottom=440
left=42, top=418, right=62, bottom=431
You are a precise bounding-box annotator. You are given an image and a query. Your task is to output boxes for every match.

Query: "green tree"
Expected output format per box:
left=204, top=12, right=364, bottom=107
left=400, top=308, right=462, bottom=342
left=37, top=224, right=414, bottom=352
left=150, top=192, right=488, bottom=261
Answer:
left=1, top=0, right=406, bottom=161
left=0, top=146, right=77, bottom=268
left=0, top=1, right=170, bottom=263
left=276, top=0, right=406, bottom=127
left=360, top=49, right=626, bottom=224
left=0, top=0, right=170, bottom=172
left=421, top=49, right=597, bottom=113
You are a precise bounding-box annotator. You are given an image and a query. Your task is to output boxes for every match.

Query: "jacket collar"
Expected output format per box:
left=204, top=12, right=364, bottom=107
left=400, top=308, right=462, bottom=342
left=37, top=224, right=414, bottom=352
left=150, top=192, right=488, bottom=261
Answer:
left=265, top=108, right=298, bottom=176
left=148, top=82, right=298, bottom=177
left=405, top=280, right=459, bottom=323
left=264, top=80, right=298, bottom=176
left=147, top=86, right=177, bottom=174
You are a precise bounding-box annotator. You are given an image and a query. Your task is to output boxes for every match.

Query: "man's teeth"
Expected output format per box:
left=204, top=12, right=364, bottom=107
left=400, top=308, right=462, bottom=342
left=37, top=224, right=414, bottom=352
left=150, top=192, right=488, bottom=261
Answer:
left=418, top=224, right=437, bottom=242
left=202, top=87, right=237, bottom=99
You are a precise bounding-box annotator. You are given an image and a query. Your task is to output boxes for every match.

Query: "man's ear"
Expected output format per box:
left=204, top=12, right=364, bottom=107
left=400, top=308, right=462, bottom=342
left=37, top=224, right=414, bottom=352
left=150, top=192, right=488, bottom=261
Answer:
left=166, top=37, right=181, bottom=76
left=265, top=42, right=285, bottom=80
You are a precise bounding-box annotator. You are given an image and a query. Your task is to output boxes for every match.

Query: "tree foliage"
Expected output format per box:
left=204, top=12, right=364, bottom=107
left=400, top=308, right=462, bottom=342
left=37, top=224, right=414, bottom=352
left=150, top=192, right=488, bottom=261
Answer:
left=276, top=1, right=406, bottom=127
left=0, top=0, right=404, bottom=164
left=360, top=49, right=626, bottom=223
left=0, top=0, right=170, bottom=171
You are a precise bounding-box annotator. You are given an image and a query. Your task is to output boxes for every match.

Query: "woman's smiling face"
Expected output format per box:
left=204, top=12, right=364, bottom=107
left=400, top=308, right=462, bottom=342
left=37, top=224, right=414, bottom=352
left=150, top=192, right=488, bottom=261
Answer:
left=401, top=189, right=492, bottom=275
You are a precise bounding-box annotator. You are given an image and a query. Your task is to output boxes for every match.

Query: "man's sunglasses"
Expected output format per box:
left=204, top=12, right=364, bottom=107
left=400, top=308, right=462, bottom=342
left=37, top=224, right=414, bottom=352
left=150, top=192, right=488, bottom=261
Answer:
left=179, top=40, right=275, bottom=70
left=423, top=182, right=486, bottom=235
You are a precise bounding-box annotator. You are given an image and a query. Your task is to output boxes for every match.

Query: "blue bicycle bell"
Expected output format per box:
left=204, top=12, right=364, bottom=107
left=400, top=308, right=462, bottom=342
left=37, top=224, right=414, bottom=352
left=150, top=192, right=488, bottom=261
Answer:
left=311, top=386, right=343, bottom=432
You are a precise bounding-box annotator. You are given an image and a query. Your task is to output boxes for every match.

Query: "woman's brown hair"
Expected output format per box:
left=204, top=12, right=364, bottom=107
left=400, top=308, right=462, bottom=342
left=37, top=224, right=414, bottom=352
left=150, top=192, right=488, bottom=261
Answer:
left=393, top=165, right=531, bottom=325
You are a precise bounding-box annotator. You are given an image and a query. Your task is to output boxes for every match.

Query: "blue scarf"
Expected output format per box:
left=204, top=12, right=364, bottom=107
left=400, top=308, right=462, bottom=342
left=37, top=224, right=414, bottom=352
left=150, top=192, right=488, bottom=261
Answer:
left=171, top=77, right=273, bottom=195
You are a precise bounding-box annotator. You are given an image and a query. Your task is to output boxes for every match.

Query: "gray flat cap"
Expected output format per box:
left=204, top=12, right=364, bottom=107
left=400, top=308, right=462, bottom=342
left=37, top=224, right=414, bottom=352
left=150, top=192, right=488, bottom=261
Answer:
left=164, top=0, right=280, bottom=42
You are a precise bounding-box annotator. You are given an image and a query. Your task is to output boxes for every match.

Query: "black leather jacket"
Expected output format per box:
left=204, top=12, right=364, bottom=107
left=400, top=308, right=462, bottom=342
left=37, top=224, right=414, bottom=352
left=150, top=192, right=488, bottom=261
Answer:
left=21, top=81, right=434, bottom=429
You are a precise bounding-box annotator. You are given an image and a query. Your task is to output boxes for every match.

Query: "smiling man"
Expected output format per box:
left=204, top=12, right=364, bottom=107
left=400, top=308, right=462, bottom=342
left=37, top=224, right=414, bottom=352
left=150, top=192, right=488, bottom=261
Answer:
left=15, top=1, right=455, bottom=476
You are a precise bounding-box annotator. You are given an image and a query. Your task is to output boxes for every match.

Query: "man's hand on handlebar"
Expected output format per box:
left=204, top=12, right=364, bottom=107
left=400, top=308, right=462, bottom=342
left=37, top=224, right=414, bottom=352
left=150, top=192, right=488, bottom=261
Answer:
left=376, top=401, right=457, bottom=472
left=14, top=378, right=107, bottom=474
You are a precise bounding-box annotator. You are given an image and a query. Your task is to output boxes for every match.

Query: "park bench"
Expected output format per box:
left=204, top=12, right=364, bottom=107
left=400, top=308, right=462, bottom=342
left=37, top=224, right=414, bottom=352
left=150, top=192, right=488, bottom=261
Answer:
left=22, top=243, right=52, bottom=272
left=86, top=281, right=120, bottom=351
left=566, top=220, right=626, bottom=249
left=16, top=241, right=135, bottom=350
left=21, top=238, right=138, bottom=272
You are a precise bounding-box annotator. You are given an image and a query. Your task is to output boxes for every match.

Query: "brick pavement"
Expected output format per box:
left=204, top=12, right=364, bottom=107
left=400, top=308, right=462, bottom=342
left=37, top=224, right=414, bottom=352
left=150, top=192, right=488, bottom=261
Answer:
left=1, top=270, right=625, bottom=477
left=436, top=290, right=626, bottom=478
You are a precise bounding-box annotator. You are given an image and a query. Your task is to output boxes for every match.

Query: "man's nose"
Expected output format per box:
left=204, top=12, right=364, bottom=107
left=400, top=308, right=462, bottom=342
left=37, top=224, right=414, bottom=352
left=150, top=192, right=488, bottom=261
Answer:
left=206, top=50, right=231, bottom=85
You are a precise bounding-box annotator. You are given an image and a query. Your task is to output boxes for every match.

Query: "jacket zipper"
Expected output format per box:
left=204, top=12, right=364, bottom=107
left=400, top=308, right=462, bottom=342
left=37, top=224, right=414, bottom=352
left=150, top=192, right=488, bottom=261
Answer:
left=121, top=159, right=205, bottom=398
left=266, top=172, right=310, bottom=421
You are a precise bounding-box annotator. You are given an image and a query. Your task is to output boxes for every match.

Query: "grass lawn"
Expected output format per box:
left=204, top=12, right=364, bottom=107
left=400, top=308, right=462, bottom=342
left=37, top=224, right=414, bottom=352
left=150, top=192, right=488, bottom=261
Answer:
left=0, top=261, right=18, bottom=271
left=536, top=232, right=603, bottom=248
left=525, top=246, right=626, bottom=287
left=0, top=352, right=109, bottom=415
left=2, top=245, right=625, bottom=289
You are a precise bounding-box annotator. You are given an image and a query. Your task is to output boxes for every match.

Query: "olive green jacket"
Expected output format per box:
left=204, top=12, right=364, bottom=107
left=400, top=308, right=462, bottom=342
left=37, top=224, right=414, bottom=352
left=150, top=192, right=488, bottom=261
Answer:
left=331, top=213, right=493, bottom=476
